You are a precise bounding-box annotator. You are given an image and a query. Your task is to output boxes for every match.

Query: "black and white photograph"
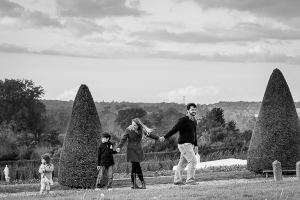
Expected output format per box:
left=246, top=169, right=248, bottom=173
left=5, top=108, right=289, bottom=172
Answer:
left=1, top=0, right=300, bottom=199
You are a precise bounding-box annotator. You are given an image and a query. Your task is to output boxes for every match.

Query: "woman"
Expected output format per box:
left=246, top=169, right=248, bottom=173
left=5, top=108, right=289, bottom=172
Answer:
left=116, top=118, right=159, bottom=189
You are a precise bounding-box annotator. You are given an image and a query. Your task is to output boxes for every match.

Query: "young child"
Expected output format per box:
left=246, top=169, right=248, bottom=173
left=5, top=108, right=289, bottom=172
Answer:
left=39, top=154, right=54, bottom=195
left=95, top=132, right=117, bottom=190
left=3, top=165, right=10, bottom=183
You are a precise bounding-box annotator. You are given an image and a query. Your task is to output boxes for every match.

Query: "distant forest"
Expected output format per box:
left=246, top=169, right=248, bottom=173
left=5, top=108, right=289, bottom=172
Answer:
left=43, top=99, right=300, bottom=135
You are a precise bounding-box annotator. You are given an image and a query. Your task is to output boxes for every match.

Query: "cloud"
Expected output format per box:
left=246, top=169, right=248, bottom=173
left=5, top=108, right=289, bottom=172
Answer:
left=2, top=42, right=300, bottom=65
left=159, top=86, right=221, bottom=102
left=0, top=43, right=31, bottom=53
left=131, top=23, right=300, bottom=44
left=0, top=0, right=24, bottom=17
left=189, top=0, right=300, bottom=19
left=126, top=40, right=154, bottom=48
left=147, top=21, right=186, bottom=29
left=55, top=86, right=79, bottom=101
left=21, top=10, right=62, bottom=28
left=0, top=0, right=62, bottom=29
left=63, top=19, right=104, bottom=37
left=56, top=0, right=146, bottom=18
left=149, top=46, right=300, bottom=65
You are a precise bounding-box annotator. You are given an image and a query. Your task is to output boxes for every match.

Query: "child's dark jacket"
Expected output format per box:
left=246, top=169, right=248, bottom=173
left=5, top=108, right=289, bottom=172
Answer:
left=97, top=141, right=117, bottom=166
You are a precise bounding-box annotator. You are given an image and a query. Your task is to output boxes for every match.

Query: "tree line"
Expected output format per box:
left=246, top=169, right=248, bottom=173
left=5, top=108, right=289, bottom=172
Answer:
left=1, top=78, right=299, bottom=161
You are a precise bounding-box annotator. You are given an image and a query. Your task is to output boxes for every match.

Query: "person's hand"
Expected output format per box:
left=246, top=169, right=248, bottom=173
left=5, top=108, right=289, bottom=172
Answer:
left=194, top=146, right=198, bottom=154
left=128, top=125, right=134, bottom=131
left=159, top=137, right=165, bottom=142
left=97, top=166, right=100, bottom=170
left=116, top=148, right=120, bottom=153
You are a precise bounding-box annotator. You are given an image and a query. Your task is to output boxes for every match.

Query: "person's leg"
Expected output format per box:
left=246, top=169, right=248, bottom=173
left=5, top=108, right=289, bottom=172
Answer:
left=134, top=162, right=146, bottom=189
left=174, top=144, right=188, bottom=184
left=131, top=162, right=140, bottom=189
left=135, top=162, right=144, bottom=182
left=131, top=162, right=136, bottom=186
left=40, top=181, right=46, bottom=194
left=181, top=143, right=197, bottom=183
left=45, top=183, right=50, bottom=193
left=107, top=166, right=113, bottom=188
left=95, top=166, right=105, bottom=189
left=103, top=166, right=109, bottom=186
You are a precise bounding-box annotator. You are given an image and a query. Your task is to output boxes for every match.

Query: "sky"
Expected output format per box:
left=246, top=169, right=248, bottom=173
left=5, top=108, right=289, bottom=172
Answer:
left=1, top=0, right=300, bottom=104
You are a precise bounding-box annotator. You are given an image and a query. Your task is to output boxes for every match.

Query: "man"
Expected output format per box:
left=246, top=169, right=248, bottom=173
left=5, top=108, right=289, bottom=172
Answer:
left=160, top=103, right=198, bottom=185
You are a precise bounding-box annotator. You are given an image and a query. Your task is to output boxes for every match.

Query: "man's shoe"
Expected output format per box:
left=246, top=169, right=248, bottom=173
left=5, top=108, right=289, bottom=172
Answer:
left=174, top=181, right=185, bottom=185
left=186, top=181, right=198, bottom=185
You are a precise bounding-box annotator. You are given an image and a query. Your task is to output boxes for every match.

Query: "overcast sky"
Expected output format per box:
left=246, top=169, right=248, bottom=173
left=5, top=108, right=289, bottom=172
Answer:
left=1, top=0, right=300, bottom=104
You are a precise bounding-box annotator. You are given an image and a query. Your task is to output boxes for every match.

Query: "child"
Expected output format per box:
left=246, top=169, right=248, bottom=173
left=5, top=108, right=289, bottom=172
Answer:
left=3, top=165, right=10, bottom=183
left=38, top=154, right=54, bottom=195
left=95, top=132, right=117, bottom=190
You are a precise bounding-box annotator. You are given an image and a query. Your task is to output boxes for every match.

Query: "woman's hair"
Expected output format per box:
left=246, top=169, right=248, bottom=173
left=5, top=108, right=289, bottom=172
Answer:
left=41, top=154, right=51, bottom=164
left=132, top=118, right=153, bottom=137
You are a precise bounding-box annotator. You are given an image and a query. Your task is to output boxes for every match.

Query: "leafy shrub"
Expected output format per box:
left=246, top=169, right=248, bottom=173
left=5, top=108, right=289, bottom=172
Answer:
left=247, top=69, right=300, bottom=172
left=58, top=84, right=102, bottom=188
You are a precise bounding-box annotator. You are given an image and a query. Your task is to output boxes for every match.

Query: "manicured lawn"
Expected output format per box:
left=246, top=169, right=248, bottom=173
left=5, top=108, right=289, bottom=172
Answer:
left=0, top=170, right=261, bottom=193
left=1, top=177, right=300, bottom=200
left=7, top=170, right=299, bottom=200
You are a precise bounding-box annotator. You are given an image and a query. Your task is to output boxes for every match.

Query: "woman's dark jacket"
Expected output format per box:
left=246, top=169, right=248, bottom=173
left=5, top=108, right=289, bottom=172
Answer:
left=117, top=128, right=159, bottom=162
left=97, top=141, right=117, bottom=166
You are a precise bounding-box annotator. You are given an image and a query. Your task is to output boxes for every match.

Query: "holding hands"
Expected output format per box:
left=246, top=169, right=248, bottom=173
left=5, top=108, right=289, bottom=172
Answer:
left=159, top=137, right=165, bottom=142
left=116, top=148, right=120, bottom=153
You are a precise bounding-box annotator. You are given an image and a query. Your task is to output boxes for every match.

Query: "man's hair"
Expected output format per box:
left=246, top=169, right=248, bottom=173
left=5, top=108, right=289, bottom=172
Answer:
left=186, top=103, right=197, bottom=110
left=41, top=154, right=51, bottom=164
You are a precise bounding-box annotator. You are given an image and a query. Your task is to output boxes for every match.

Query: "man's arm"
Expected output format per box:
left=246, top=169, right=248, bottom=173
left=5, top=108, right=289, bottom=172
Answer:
left=194, top=134, right=198, bottom=147
left=163, top=117, right=186, bottom=139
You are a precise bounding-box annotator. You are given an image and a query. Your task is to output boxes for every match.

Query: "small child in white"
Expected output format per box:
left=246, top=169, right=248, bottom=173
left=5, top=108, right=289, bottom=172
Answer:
left=3, top=165, right=10, bottom=182
left=39, top=154, right=54, bottom=195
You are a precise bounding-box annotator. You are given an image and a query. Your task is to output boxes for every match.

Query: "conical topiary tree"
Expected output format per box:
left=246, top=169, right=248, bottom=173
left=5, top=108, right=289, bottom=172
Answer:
left=247, top=68, right=300, bottom=172
left=58, top=84, right=102, bottom=188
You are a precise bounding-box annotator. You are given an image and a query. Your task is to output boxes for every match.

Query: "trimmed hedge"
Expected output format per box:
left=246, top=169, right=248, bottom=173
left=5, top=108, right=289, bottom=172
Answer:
left=247, top=69, right=300, bottom=172
left=0, top=147, right=247, bottom=181
left=58, top=84, right=102, bottom=188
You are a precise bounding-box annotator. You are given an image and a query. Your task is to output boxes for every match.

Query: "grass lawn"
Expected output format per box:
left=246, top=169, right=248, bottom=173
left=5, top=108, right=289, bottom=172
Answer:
left=0, top=170, right=261, bottom=193
left=4, top=171, right=300, bottom=200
